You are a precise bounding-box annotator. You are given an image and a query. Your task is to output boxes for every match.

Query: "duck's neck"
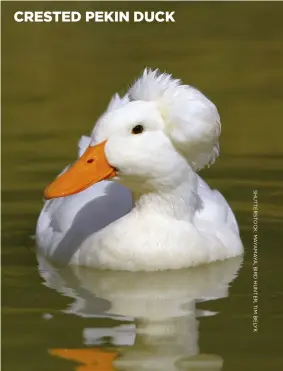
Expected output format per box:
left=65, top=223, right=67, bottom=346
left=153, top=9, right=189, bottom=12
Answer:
left=131, top=170, right=200, bottom=223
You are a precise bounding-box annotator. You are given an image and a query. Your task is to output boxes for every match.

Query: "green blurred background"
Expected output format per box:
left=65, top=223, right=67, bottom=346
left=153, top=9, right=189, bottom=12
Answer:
left=2, top=2, right=283, bottom=371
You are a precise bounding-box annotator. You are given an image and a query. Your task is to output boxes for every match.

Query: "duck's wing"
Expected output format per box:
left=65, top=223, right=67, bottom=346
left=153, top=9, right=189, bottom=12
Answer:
left=195, top=175, right=239, bottom=235
left=36, top=135, right=132, bottom=263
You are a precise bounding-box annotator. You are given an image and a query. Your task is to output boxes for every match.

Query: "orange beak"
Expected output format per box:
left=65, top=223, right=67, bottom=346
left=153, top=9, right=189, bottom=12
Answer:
left=44, top=140, right=116, bottom=200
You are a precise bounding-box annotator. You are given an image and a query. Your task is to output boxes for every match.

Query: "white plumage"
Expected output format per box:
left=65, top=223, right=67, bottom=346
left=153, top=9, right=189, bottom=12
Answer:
left=36, top=69, right=243, bottom=271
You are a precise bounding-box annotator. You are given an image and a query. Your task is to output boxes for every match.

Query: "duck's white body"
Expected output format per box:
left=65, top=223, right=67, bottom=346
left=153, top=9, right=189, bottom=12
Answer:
left=36, top=70, right=243, bottom=271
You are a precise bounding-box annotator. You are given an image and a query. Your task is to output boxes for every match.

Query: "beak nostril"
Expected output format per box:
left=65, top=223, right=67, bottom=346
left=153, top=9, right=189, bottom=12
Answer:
left=87, top=159, right=94, bottom=164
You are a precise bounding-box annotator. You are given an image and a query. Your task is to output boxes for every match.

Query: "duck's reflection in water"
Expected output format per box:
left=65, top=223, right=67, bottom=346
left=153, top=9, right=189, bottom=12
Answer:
left=37, top=254, right=243, bottom=371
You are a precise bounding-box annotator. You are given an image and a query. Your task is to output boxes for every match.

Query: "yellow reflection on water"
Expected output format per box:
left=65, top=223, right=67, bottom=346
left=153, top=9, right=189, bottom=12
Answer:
left=50, top=348, right=118, bottom=371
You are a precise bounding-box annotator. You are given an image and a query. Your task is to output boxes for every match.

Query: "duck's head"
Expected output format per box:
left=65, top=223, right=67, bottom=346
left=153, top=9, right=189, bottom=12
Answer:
left=44, top=69, right=221, bottom=199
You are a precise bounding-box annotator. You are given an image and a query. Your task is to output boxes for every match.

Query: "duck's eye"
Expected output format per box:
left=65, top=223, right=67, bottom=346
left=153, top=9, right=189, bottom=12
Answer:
left=131, top=125, right=144, bottom=135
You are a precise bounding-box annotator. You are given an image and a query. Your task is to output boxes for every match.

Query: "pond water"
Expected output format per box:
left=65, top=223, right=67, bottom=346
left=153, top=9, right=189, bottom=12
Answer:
left=2, top=2, right=283, bottom=371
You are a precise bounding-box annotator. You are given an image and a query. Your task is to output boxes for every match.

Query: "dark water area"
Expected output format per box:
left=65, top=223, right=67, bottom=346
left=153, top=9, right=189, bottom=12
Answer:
left=2, top=2, right=283, bottom=371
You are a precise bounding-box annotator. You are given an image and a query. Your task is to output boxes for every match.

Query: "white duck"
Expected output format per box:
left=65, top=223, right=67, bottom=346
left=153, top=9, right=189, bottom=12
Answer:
left=36, top=69, right=243, bottom=271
